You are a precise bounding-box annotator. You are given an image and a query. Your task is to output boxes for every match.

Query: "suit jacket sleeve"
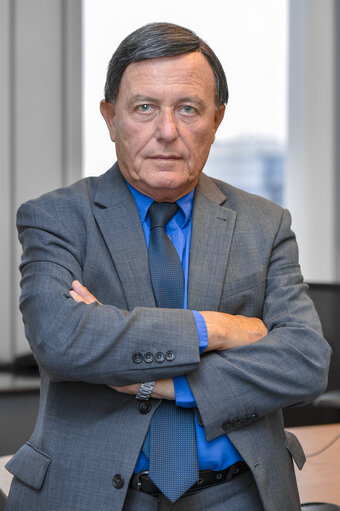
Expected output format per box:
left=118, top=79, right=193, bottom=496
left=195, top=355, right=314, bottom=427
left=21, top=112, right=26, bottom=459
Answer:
left=17, top=196, right=200, bottom=386
left=187, top=208, right=331, bottom=442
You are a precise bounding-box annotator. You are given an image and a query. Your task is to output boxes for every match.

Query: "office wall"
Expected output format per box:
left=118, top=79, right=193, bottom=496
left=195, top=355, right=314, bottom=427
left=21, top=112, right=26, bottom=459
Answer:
left=0, top=0, right=82, bottom=361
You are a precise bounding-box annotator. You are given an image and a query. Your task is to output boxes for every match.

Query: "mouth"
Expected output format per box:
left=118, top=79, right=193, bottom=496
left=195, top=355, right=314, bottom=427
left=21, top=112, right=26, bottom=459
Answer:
left=149, top=155, right=181, bottom=160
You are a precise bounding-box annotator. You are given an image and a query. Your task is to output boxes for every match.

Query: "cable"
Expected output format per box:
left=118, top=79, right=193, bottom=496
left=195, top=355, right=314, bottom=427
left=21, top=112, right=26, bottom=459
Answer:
left=306, top=432, right=340, bottom=458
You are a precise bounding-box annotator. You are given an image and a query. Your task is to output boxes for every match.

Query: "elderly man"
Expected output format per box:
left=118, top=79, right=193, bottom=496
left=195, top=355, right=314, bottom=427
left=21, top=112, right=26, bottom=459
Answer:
left=6, top=23, right=330, bottom=511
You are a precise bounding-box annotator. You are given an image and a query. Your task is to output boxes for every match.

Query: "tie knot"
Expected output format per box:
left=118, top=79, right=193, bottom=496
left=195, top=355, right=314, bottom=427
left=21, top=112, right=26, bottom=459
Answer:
left=149, top=202, right=178, bottom=229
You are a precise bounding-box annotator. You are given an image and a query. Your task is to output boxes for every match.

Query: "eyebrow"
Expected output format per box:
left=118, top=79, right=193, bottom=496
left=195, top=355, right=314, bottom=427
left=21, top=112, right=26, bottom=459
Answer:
left=127, top=95, right=158, bottom=108
left=127, top=94, right=206, bottom=109
left=178, top=96, right=206, bottom=109
left=178, top=95, right=205, bottom=105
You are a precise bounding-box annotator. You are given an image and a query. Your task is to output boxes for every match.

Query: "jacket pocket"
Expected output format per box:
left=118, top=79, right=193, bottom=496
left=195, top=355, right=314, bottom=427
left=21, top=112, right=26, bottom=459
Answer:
left=222, top=266, right=266, bottom=299
left=284, top=430, right=306, bottom=470
left=5, top=442, right=51, bottom=490
left=219, top=267, right=266, bottom=315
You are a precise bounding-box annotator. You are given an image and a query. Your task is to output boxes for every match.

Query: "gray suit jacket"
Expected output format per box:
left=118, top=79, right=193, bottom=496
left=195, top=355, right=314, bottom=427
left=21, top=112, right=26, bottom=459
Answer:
left=6, top=163, right=331, bottom=511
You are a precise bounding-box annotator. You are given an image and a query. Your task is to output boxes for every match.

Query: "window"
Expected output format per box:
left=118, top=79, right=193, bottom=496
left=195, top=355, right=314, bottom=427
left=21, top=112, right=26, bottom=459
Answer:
left=83, top=0, right=287, bottom=204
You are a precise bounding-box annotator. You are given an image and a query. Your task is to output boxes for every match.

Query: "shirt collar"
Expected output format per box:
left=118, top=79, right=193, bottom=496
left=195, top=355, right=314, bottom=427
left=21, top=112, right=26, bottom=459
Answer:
left=125, top=180, right=194, bottom=228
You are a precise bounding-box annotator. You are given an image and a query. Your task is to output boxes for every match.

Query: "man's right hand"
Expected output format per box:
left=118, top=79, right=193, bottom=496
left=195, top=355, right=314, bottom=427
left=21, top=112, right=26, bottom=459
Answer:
left=70, top=280, right=102, bottom=305
left=200, top=311, right=267, bottom=352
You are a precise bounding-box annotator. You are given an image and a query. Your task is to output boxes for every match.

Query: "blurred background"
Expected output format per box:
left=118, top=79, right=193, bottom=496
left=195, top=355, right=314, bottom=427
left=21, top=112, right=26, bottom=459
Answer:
left=1, top=0, right=339, bottom=364
left=0, top=0, right=339, bottom=460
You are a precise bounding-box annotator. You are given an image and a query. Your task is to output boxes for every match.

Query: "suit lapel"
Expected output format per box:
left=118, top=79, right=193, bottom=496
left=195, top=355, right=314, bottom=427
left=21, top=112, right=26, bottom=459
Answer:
left=92, top=164, right=156, bottom=309
left=187, top=174, right=237, bottom=311
left=92, top=165, right=236, bottom=312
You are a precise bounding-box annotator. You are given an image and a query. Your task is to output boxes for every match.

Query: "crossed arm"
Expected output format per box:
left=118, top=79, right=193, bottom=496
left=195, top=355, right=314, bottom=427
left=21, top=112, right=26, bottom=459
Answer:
left=69, top=279, right=268, bottom=400
left=17, top=195, right=331, bottom=439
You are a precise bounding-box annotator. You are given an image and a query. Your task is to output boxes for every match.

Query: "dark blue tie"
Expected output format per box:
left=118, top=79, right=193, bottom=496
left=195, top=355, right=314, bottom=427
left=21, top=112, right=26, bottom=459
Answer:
left=144, top=201, right=199, bottom=502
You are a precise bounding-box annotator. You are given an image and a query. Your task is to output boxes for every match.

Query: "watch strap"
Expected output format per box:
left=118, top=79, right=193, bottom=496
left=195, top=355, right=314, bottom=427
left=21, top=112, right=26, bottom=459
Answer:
left=136, top=381, right=155, bottom=401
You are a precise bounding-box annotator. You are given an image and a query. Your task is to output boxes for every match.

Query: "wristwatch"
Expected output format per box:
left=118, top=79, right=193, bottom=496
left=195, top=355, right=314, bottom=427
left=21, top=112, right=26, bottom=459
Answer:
left=136, top=381, right=155, bottom=401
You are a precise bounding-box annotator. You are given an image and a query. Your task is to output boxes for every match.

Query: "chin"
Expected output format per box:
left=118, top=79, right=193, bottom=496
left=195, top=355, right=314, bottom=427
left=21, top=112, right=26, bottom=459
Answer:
left=146, top=179, right=195, bottom=202
left=148, top=167, right=192, bottom=187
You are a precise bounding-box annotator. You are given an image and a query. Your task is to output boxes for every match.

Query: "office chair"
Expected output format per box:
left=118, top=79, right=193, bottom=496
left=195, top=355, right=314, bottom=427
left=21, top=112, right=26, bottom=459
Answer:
left=313, top=390, right=340, bottom=409
left=305, top=393, right=340, bottom=511
left=0, top=352, right=39, bottom=377
left=301, top=504, right=340, bottom=510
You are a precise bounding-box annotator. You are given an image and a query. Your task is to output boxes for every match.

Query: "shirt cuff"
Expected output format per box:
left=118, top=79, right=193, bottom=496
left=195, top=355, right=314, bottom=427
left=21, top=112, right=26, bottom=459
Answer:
left=192, top=310, right=208, bottom=354
left=174, top=375, right=196, bottom=408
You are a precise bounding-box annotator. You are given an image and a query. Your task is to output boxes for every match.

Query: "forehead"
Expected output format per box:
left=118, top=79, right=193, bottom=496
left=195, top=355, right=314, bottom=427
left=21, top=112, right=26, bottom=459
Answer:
left=118, top=52, right=216, bottom=99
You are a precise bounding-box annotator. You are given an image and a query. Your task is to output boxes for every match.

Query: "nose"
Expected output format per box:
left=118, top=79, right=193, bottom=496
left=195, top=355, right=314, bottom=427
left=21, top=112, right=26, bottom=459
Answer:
left=155, top=108, right=178, bottom=142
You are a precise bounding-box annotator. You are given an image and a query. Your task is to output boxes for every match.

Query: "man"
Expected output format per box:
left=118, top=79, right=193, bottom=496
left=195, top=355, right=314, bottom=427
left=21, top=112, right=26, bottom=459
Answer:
left=6, top=23, right=330, bottom=511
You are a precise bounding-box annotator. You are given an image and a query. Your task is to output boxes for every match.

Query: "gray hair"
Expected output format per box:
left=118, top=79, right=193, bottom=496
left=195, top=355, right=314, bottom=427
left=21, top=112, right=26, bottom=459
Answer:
left=104, top=22, right=228, bottom=106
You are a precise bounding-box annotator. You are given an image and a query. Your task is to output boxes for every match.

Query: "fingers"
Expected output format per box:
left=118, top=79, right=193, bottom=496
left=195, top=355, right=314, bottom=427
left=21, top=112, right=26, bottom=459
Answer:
left=69, top=280, right=102, bottom=305
left=69, top=289, right=83, bottom=303
left=253, top=317, right=268, bottom=338
left=108, top=384, right=140, bottom=395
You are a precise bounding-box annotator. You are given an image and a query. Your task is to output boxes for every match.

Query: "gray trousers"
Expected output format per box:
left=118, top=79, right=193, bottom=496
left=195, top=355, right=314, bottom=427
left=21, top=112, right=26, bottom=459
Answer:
left=123, top=470, right=265, bottom=511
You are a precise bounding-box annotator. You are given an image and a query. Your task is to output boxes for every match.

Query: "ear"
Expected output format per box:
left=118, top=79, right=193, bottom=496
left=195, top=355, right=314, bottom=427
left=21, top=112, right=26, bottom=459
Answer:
left=210, top=104, right=225, bottom=144
left=100, top=100, right=116, bottom=142
left=214, top=104, right=225, bottom=133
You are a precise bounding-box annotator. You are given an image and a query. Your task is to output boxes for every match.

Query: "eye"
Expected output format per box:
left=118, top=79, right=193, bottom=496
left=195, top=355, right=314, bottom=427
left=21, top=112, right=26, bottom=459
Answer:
left=137, top=104, right=153, bottom=112
left=181, top=105, right=196, bottom=115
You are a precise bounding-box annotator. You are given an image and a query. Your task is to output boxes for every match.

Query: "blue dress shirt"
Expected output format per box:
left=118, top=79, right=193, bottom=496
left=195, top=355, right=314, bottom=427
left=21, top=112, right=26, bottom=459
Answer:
left=127, top=182, right=242, bottom=473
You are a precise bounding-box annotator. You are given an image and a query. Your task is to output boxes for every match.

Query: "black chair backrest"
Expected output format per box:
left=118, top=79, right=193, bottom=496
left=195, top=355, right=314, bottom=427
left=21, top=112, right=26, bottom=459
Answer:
left=284, top=283, right=340, bottom=427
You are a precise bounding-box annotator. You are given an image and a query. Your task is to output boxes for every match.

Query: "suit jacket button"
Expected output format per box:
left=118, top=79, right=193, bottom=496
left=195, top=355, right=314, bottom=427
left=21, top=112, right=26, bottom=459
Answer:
left=139, top=401, right=152, bottom=414
left=251, top=413, right=258, bottom=419
left=132, top=352, right=143, bottom=364
left=112, top=474, right=124, bottom=489
left=165, top=350, right=175, bottom=361
left=144, top=352, right=153, bottom=363
left=222, top=420, right=231, bottom=430
left=155, top=352, right=165, bottom=363
left=232, top=419, right=242, bottom=427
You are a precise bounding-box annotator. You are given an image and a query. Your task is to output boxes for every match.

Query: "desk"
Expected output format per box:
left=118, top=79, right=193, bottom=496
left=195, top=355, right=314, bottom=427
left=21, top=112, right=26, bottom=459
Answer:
left=0, top=455, right=12, bottom=500
left=1, top=424, right=340, bottom=503
left=288, top=423, right=340, bottom=505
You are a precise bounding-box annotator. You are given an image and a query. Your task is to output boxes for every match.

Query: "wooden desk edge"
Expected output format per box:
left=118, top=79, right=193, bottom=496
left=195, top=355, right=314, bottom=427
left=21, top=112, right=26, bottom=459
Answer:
left=0, top=455, right=13, bottom=500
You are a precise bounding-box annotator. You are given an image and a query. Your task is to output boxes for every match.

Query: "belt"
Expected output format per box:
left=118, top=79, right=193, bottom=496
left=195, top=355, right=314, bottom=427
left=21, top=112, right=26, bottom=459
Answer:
left=130, top=461, right=249, bottom=497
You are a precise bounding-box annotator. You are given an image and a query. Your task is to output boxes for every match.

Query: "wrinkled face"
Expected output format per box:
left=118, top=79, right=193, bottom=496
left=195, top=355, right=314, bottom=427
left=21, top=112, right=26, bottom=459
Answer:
left=100, top=52, right=225, bottom=202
